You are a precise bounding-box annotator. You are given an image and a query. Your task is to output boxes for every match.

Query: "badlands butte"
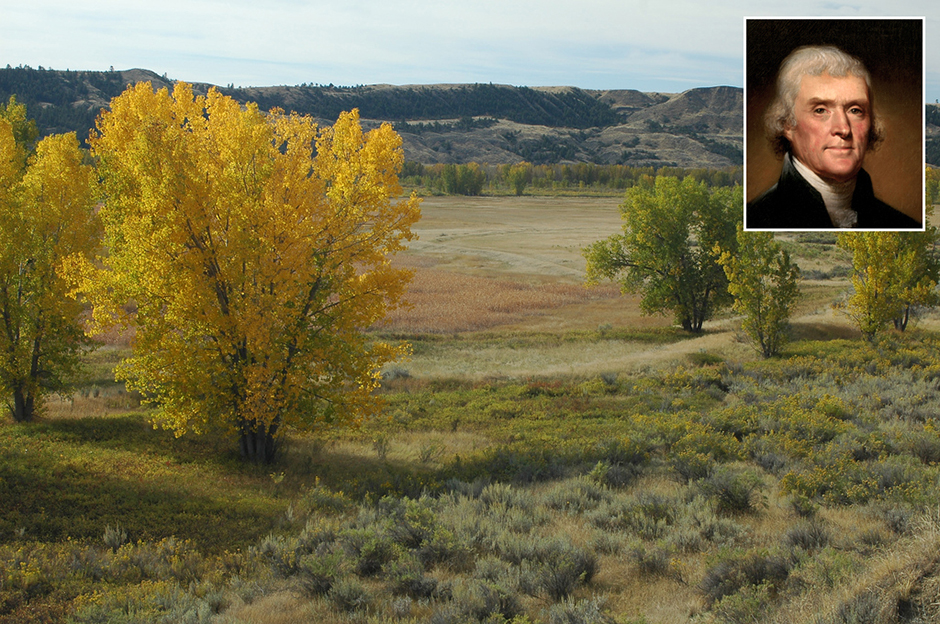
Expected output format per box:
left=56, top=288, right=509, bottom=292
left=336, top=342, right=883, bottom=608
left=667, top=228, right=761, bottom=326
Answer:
left=3, top=66, right=741, bottom=168
left=4, top=65, right=938, bottom=168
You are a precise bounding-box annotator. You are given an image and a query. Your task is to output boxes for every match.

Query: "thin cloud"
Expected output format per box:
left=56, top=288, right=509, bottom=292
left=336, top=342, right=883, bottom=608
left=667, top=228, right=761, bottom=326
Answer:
left=1, top=0, right=936, bottom=100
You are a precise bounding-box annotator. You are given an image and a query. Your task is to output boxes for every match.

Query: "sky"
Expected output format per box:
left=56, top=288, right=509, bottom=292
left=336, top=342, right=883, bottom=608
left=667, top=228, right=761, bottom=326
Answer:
left=2, top=0, right=938, bottom=101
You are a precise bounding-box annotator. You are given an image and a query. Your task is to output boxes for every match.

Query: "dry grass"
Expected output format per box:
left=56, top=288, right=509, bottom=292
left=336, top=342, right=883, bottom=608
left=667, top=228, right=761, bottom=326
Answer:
left=218, top=589, right=325, bottom=624
left=770, top=510, right=940, bottom=624
left=373, top=195, right=860, bottom=381
left=380, top=261, right=623, bottom=334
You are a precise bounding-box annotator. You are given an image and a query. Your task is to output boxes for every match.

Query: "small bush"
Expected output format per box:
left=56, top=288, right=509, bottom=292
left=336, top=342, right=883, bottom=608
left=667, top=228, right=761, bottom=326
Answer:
left=339, top=528, right=400, bottom=577
left=671, top=449, right=714, bottom=482
left=823, top=590, right=886, bottom=624
left=257, top=533, right=298, bottom=577
left=790, top=495, right=819, bottom=519
left=590, top=530, right=626, bottom=555
left=296, top=552, right=344, bottom=596
left=673, top=500, right=743, bottom=549
left=448, top=578, right=524, bottom=622
left=545, top=596, right=616, bottom=624
left=328, top=577, right=372, bottom=613
left=710, top=581, right=773, bottom=624
left=535, top=541, right=599, bottom=600
left=874, top=504, right=914, bottom=535
left=479, top=482, right=534, bottom=511
left=687, top=351, right=724, bottom=367
left=700, top=551, right=791, bottom=606
left=297, top=482, right=353, bottom=516
left=473, top=556, right=520, bottom=586
left=543, top=476, right=612, bottom=513
left=625, top=541, right=672, bottom=577
left=103, top=524, right=129, bottom=552
left=783, top=520, right=831, bottom=552
left=387, top=555, right=439, bottom=599
left=697, top=467, right=764, bottom=514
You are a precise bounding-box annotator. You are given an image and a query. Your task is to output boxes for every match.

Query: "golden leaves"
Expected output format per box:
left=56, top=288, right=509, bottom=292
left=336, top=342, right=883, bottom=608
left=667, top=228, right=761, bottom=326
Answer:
left=82, top=82, right=421, bottom=443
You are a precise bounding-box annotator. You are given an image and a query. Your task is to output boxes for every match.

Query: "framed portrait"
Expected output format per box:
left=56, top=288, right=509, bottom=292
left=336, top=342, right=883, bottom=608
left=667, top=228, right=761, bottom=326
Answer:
left=744, top=17, right=925, bottom=230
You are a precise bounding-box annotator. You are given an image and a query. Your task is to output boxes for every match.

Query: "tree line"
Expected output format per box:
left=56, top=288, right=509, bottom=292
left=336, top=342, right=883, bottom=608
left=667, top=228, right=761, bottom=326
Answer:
left=401, top=161, right=743, bottom=195
left=236, top=83, right=624, bottom=129
left=584, top=172, right=940, bottom=356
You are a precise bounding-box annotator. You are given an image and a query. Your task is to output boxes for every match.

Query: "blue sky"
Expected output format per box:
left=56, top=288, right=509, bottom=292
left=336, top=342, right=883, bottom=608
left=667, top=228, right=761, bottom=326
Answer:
left=2, top=0, right=938, bottom=100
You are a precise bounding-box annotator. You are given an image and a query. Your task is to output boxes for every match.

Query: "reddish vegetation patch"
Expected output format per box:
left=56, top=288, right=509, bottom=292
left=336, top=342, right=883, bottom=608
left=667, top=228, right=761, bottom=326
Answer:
left=378, top=265, right=623, bottom=333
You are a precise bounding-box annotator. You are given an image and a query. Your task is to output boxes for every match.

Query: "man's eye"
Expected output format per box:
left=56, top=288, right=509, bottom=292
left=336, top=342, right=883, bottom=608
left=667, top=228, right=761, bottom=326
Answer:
left=813, top=107, right=827, bottom=114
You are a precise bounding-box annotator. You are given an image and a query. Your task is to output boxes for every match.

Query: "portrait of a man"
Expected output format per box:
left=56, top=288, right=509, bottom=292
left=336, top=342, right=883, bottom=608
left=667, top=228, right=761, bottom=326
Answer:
left=745, top=19, right=924, bottom=230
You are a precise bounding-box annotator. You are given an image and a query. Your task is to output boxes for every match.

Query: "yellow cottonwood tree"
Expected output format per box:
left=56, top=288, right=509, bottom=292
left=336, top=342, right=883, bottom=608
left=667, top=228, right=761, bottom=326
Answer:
left=72, top=83, right=421, bottom=462
left=836, top=227, right=939, bottom=339
left=0, top=97, right=100, bottom=421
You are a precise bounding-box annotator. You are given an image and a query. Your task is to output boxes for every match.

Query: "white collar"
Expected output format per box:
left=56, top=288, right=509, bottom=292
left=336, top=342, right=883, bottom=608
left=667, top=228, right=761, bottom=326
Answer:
left=789, top=153, right=858, bottom=228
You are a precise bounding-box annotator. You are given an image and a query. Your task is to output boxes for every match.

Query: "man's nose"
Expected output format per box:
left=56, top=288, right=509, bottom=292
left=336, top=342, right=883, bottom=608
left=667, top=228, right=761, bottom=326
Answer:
left=831, top=110, right=851, bottom=137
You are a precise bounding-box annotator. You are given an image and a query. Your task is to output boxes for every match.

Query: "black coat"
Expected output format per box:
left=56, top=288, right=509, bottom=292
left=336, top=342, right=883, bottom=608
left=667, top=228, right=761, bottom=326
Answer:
left=746, top=156, right=921, bottom=229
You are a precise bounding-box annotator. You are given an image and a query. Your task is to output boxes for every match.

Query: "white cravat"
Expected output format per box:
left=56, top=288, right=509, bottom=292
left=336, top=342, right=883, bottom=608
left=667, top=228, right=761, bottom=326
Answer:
left=789, top=154, right=858, bottom=228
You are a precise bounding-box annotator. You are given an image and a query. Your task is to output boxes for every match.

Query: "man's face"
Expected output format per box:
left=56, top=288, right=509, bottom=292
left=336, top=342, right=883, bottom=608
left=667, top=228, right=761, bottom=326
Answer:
left=784, top=71, right=871, bottom=183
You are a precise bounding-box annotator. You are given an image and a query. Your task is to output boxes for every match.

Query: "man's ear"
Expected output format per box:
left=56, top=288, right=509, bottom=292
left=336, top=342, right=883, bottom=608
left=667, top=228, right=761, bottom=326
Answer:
left=783, top=124, right=794, bottom=142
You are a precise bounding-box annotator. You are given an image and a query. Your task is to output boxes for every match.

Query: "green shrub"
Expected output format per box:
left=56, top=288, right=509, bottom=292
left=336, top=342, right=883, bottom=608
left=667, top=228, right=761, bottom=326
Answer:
left=350, top=532, right=399, bottom=577
left=490, top=533, right=598, bottom=600
left=699, top=551, right=791, bottom=606
left=625, top=541, right=673, bottom=577
left=687, top=351, right=724, bottom=367
left=590, top=530, right=626, bottom=555
left=296, top=481, right=354, bottom=516
left=328, top=576, right=372, bottom=613
left=479, top=482, right=535, bottom=511
left=782, top=520, right=830, bottom=552
left=543, top=476, right=612, bottom=513
left=697, top=467, right=764, bottom=514
left=447, top=578, right=524, bottom=622
left=709, top=581, right=773, bottom=624
left=296, top=551, right=345, bottom=596
left=103, top=524, right=129, bottom=552
left=387, top=555, right=439, bottom=599
left=545, top=596, right=616, bottom=624
left=537, top=551, right=599, bottom=600
left=587, top=492, right=677, bottom=540
left=823, top=591, right=886, bottom=624
left=671, top=449, right=714, bottom=482
left=257, top=533, right=297, bottom=577
left=473, top=555, right=520, bottom=588
left=295, top=517, right=339, bottom=555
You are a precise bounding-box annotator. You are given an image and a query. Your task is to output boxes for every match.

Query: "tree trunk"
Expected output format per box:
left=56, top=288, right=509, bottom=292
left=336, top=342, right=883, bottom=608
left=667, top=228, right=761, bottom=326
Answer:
left=10, top=386, right=35, bottom=422
left=894, top=305, right=912, bottom=331
left=238, top=417, right=280, bottom=464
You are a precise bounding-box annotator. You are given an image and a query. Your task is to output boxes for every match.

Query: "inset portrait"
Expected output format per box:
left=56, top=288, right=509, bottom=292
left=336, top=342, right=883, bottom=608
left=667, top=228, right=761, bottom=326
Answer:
left=745, top=18, right=924, bottom=230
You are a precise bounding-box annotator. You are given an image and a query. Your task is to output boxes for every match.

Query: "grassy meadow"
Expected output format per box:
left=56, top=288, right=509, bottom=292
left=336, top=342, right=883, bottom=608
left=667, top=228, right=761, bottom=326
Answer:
left=4, top=195, right=940, bottom=624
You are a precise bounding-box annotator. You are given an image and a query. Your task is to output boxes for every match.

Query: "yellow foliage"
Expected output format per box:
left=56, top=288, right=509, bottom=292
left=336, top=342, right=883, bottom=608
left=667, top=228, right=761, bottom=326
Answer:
left=836, top=229, right=940, bottom=337
left=0, top=102, right=100, bottom=421
left=72, top=82, right=421, bottom=459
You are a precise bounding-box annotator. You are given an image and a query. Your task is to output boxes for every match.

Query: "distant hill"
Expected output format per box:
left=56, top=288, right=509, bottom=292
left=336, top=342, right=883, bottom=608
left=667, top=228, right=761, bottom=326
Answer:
left=3, top=65, right=936, bottom=168
left=0, top=66, right=745, bottom=168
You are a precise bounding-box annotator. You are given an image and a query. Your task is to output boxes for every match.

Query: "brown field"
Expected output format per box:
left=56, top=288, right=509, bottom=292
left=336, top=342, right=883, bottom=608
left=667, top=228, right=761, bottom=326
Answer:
left=380, top=195, right=640, bottom=335
left=375, top=195, right=862, bottom=378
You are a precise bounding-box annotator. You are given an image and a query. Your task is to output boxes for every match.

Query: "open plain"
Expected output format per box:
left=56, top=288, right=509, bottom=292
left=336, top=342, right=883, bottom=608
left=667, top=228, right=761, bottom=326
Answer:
left=378, top=194, right=857, bottom=379
left=6, top=193, right=940, bottom=624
